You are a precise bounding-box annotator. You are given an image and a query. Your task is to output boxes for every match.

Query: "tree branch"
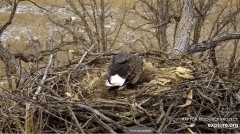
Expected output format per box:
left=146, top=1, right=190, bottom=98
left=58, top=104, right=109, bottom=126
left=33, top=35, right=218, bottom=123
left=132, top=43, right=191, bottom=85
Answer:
left=0, top=0, right=19, bottom=36
left=187, top=33, right=240, bottom=54
left=33, top=54, right=53, bottom=100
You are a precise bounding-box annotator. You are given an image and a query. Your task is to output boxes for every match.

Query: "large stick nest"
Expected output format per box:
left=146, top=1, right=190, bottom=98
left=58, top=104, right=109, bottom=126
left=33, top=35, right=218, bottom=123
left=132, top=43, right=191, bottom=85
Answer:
left=0, top=53, right=239, bottom=133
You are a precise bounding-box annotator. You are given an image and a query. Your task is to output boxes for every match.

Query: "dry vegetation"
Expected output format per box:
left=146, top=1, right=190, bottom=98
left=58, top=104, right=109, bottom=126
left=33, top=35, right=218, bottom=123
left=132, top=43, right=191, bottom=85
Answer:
left=0, top=0, right=240, bottom=133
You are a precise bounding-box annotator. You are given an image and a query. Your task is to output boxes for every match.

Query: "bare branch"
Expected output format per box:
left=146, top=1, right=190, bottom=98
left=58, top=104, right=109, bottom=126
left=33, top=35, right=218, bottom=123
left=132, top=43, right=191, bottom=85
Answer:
left=187, top=33, right=240, bottom=54
left=211, top=6, right=240, bottom=37
left=14, top=52, right=43, bottom=63
left=33, top=54, right=53, bottom=100
left=0, top=0, right=19, bottom=36
left=27, top=0, right=51, bottom=13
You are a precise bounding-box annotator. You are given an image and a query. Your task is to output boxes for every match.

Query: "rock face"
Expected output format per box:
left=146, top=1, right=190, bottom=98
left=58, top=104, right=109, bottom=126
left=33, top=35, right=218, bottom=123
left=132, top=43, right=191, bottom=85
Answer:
left=106, top=52, right=143, bottom=87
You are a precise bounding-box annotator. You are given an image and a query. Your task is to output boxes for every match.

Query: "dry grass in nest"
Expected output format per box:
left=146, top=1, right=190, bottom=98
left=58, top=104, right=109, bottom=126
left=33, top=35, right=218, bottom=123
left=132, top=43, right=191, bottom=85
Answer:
left=78, top=59, right=194, bottom=100
left=0, top=55, right=239, bottom=133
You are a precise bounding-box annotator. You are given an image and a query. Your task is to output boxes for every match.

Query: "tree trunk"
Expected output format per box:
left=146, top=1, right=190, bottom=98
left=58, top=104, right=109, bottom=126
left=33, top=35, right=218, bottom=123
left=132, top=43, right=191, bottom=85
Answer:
left=171, top=0, right=194, bottom=56
left=100, top=0, right=106, bottom=53
left=0, top=46, right=19, bottom=73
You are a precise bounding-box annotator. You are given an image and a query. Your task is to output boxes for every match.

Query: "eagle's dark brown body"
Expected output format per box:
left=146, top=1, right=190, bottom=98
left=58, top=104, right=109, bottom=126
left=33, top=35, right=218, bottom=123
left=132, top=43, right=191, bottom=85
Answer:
left=106, top=52, right=143, bottom=87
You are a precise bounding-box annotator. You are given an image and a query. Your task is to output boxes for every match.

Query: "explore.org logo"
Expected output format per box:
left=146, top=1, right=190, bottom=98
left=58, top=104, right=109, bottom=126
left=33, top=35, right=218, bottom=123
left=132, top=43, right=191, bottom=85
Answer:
left=208, top=123, right=238, bottom=128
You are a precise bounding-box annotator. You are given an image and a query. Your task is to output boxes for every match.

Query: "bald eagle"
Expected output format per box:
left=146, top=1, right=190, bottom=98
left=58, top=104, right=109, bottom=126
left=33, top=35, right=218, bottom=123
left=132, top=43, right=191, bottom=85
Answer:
left=105, top=52, right=143, bottom=89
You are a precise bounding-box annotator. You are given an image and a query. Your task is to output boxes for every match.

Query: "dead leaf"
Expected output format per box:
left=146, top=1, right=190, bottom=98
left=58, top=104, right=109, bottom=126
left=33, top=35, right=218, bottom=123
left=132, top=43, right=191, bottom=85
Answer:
left=178, top=90, right=193, bottom=108
left=175, top=67, right=194, bottom=79
left=157, top=78, right=173, bottom=85
left=65, top=92, right=72, bottom=98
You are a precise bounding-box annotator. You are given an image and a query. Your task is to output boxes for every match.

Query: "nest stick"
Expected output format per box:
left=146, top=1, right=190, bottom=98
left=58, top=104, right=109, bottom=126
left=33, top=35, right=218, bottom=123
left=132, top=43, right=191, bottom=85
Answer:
left=196, top=89, right=214, bottom=103
left=93, top=115, right=117, bottom=134
left=73, top=44, right=95, bottom=71
left=24, top=103, right=31, bottom=133
left=33, top=54, right=53, bottom=100
left=75, top=103, right=123, bottom=131
left=67, top=106, right=85, bottom=134
left=67, top=44, right=95, bottom=91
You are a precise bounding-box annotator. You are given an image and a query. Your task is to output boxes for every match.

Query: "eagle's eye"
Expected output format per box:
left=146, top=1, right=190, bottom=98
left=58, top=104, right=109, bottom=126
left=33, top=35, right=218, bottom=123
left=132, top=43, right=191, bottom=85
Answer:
left=121, top=60, right=128, bottom=64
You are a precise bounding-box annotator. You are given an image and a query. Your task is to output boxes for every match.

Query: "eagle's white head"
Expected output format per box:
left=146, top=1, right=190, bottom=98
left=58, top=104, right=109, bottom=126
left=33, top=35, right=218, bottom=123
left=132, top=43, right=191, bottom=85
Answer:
left=105, top=74, right=126, bottom=87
